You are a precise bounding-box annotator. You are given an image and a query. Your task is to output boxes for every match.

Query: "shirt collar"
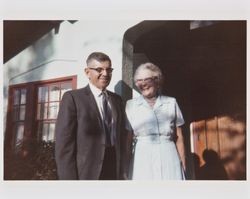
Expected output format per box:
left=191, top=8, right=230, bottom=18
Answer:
left=89, top=83, right=103, bottom=97
left=135, top=95, right=145, bottom=105
left=135, top=95, right=168, bottom=108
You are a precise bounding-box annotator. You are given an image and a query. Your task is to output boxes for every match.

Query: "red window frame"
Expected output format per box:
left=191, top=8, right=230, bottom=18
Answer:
left=5, top=76, right=77, bottom=151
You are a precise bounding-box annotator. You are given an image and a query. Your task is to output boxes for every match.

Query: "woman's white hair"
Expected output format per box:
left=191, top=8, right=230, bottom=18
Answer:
left=134, top=62, right=163, bottom=83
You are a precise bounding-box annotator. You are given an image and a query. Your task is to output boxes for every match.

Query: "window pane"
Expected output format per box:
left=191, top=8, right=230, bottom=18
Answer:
left=12, top=106, right=19, bottom=121
left=38, top=122, right=56, bottom=142
left=48, top=102, right=59, bottom=119
left=19, top=105, right=26, bottom=120
left=38, top=86, right=48, bottom=102
left=41, top=123, right=49, bottom=142
left=37, top=103, right=48, bottom=119
left=50, top=85, right=60, bottom=101
left=20, top=89, right=27, bottom=104
left=48, top=123, right=55, bottom=141
left=15, top=124, right=24, bottom=146
left=13, top=90, right=20, bottom=105
left=60, top=82, right=72, bottom=99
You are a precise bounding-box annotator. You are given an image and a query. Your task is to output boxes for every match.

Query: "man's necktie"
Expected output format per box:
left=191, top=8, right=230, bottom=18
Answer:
left=102, top=91, right=112, bottom=146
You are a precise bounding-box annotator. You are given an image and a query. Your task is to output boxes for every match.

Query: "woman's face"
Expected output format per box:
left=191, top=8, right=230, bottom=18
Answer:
left=135, top=69, right=160, bottom=99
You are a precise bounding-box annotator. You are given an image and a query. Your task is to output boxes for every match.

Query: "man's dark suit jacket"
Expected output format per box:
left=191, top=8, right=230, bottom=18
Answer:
left=55, top=85, right=126, bottom=180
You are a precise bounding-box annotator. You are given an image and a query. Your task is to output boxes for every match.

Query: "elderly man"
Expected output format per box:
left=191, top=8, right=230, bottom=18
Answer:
left=55, top=52, right=127, bottom=180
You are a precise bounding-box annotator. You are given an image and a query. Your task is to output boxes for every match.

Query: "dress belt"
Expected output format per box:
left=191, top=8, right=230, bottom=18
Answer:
left=135, top=134, right=173, bottom=144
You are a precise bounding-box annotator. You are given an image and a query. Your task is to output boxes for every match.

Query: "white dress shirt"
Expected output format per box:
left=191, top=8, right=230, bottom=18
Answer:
left=89, top=83, right=114, bottom=145
left=89, top=83, right=105, bottom=119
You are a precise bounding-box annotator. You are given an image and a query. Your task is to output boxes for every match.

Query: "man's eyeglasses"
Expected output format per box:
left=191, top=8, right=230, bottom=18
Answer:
left=88, top=67, right=114, bottom=74
left=135, top=76, right=159, bottom=84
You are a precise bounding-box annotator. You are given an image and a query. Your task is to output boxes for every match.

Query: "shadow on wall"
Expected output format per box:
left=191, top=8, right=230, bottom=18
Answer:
left=191, top=114, right=246, bottom=180
left=192, top=149, right=228, bottom=180
left=7, top=31, right=55, bottom=86
left=115, top=80, right=133, bottom=103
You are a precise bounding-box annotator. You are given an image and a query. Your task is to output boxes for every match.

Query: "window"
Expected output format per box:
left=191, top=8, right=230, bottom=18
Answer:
left=5, top=76, right=77, bottom=151
left=12, top=88, right=27, bottom=148
left=36, top=81, right=72, bottom=142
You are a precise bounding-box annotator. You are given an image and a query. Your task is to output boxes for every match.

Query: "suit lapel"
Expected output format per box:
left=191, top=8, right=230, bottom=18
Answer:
left=84, top=85, right=103, bottom=127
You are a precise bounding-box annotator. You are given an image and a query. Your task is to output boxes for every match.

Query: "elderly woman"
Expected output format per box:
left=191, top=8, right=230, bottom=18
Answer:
left=125, top=62, right=186, bottom=180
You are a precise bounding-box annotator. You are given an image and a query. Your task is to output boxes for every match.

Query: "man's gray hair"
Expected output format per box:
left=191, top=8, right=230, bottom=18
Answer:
left=86, top=52, right=111, bottom=66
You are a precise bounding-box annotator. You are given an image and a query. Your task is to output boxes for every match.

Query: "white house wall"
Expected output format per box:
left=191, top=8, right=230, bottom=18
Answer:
left=3, top=20, right=140, bottom=133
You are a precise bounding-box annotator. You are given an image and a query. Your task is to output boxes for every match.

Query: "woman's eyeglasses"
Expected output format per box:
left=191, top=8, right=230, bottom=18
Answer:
left=135, top=76, right=159, bottom=84
left=89, top=67, right=114, bottom=74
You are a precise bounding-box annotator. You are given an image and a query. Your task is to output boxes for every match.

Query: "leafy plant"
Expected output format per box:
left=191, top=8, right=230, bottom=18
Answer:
left=4, top=140, right=58, bottom=180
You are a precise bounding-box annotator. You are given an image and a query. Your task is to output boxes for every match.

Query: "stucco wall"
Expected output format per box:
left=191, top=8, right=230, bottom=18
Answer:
left=3, top=20, right=140, bottom=132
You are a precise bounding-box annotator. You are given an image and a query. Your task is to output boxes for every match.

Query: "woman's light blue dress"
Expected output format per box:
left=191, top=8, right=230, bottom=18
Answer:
left=125, top=95, right=185, bottom=180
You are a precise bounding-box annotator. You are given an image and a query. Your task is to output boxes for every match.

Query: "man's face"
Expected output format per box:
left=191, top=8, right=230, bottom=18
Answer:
left=85, top=59, right=112, bottom=90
